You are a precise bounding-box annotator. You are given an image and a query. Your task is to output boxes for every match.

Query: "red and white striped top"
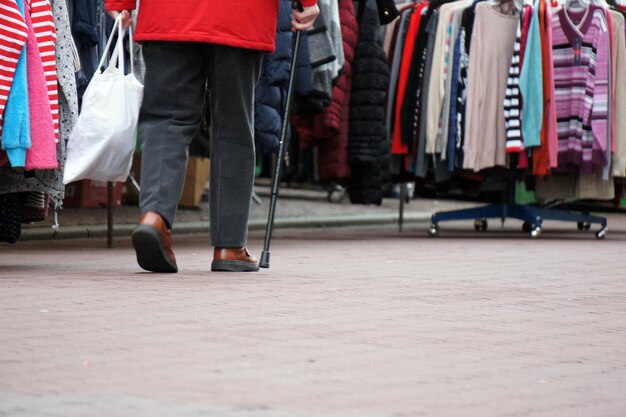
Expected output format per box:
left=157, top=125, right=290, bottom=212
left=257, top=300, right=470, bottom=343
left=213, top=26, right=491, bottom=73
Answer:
left=0, top=0, right=28, bottom=136
left=28, top=0, right=58, bottom=142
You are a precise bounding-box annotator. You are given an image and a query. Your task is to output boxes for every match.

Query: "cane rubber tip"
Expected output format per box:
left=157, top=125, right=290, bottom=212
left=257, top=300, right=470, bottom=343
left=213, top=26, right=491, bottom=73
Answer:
left=259, top=251, right=270, bottom=269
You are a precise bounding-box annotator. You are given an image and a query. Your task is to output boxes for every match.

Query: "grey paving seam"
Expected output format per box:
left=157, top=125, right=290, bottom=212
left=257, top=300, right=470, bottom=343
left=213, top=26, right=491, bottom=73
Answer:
left=19, top=212, right=432, bottom=241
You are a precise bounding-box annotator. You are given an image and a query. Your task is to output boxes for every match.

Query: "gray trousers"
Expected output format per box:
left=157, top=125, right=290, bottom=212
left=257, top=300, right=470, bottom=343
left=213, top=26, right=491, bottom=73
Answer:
left=138, top=42, right=262, bottom=247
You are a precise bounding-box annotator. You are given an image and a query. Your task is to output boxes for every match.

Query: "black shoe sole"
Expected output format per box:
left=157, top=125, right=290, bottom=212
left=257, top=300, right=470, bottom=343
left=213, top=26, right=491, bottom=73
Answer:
left=211, top=259, right=260, bottom=272
left=131, top=224, right=178, bottom=273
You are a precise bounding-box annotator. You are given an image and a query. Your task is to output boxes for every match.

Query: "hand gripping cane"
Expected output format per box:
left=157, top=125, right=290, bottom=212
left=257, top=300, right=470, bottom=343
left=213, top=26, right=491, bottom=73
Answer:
left=259, top=1, right=304, bottom=269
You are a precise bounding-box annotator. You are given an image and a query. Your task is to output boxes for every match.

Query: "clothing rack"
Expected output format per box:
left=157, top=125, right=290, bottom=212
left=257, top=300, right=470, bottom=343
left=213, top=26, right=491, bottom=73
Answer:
left=396, top=0, right=610, bottom=239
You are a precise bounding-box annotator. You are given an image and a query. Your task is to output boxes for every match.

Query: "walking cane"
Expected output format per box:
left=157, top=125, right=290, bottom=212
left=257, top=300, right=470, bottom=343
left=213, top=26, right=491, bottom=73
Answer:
left=260, top=1, right=304, bottom=269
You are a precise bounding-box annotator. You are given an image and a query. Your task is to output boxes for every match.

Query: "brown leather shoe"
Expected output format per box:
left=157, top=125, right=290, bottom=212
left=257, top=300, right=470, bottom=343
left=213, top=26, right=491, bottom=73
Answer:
left=131, top=211, right=178, bottom=273
left=211, top=247, right=259, bottom=272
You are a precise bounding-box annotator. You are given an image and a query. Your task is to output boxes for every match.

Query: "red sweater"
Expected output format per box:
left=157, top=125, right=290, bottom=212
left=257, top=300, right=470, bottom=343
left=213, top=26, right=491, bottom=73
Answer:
left=391, top=3, right=427, bottom=155
left=105, top=0, right=317, bottom=52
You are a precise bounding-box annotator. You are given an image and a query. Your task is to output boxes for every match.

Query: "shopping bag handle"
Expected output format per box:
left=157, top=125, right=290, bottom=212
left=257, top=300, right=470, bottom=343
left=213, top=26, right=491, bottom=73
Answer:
left=96, top=14, right=135, bottom=76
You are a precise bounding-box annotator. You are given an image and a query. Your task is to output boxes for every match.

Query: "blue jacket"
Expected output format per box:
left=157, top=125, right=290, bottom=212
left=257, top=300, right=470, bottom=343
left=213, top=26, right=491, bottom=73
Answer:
left=254, top=0, right=294, bottom=153
left=2, top=0, right=30, bottom=168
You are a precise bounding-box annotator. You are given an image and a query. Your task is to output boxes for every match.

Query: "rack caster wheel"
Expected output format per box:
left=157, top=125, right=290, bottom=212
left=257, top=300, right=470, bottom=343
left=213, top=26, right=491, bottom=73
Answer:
left=522, top=221, right=533, bottom=233
left=474, top=219, right=488, bottom=232
left=595, top=228, right=607, bottom=239
left=428, top=224, right=439, bottom=237
left=327, top=184, right=345, bottom=203
left=577, top=222, right=591, bottom=231
left=529, top=226, right=542, bottom=238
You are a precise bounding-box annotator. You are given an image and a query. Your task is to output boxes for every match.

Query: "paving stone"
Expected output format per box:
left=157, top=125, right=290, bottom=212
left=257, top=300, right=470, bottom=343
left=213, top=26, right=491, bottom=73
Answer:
left=1, top=221, right=625, bottom=417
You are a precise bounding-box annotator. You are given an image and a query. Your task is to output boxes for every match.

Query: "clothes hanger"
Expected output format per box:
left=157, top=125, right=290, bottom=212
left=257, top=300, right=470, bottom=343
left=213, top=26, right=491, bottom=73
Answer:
left=490, top=0, right=523, bottom=15
left=591, top=0, right=611, bottom=8
left=564, top=0, right=591, bottom=11
left=585, top=0, right=611, bottom=9
left=378, top=0, right=401, bottom=24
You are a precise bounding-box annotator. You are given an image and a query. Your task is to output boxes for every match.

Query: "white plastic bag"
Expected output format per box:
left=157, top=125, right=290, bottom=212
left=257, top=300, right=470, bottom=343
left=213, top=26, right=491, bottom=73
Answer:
left=63, top=16, right=143, bottom=184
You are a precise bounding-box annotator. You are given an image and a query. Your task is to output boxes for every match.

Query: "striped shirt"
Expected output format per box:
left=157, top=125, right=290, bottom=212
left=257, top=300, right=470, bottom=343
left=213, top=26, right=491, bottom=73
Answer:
left=552, top=5, right=609, bottom=174
left=504, top=16, right=523, bottom=153
left=0, top=0, right=29, bottom=136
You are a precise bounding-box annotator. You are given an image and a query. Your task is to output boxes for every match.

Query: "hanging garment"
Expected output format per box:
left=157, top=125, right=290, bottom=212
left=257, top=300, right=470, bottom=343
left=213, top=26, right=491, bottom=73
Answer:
left=4, top=0, right=57, bottom=170
left=382, top=1, right=411, bottom=57
left=516, top=4, right=534, bottom=170
left=438, top=3, right=469, bottom=157
left=463, top=2, right=518, bottom=172
left=0, top=0, right=78, bottom=206
left=449, top=0, right=487, bottom=172
left=71, top=0, right=99, bottom=96
left=0, top=0, right=28, bottom=136
left=519, top=3, right=544, bottom=150
left=402, top=0, right=457, bottom=177
left=1, top=0, right=30, bottom=168
left=530, top=0, right=550, bottom=176
left=551, top=5, right=610, bottom=174
left=610, top=11, right=626, bottom=177
left=398, top=1, right=436, bottom=164
left=451, top=9, right=473, bottom=170
left=414, top=8, right=439, bottom=177
left=533, top=0, right=559, bottom=176
left=24, top=0, right=57, bottom=170
left=0, top=192, right=24, bottom=244
left=20, top=191, right=49, bottom=223
left=602, top=9, right=613, bottom=182
left=387, top=5, right=412, bottom=155
left=349, top=0, right=391, bottom=204
left=293, top=6, right=341, bottom=114
left=391, top=3, right=427, bottom=155
left=504, top=17, right=524, bottom=154
left=307, top=0, right=344, bottom=109
left=446, top=13, right=464, bottom=171
left=313, top=0, right=359, bottom=182
left=425, top=0, right=469, bottom=155
left=535, top=169, right=615, bottom=200
left=254, top=0, right=294, bottom=153
left=30, top=0, right=59, bottom=142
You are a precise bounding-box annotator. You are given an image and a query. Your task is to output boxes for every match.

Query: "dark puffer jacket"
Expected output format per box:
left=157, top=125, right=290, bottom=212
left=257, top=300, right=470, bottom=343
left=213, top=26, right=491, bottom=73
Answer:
left=317, top=0, right=359, bottom=182
left=254, top=0, right=293, bottom=153
left=348, top=0, right=391, bottom=205
left=293, top=0, right=358, bottom=183
left=72, top=0, right=100, bottom=96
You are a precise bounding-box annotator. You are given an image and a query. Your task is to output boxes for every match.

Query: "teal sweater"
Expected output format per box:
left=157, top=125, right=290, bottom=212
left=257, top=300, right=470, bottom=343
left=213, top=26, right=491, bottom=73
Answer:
left=519, top=3, right=543, bottom=148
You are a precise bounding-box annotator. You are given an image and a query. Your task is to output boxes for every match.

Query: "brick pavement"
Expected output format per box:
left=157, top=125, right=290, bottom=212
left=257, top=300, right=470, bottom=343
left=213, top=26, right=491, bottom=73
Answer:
left=1, top=221, right=626, bottom=417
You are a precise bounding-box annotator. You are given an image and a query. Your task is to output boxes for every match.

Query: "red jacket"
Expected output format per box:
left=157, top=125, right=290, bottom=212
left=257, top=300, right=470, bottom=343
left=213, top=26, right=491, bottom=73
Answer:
left=105, top=0, right=317, bottom=52
left=294, top=0, right=358, bottom=182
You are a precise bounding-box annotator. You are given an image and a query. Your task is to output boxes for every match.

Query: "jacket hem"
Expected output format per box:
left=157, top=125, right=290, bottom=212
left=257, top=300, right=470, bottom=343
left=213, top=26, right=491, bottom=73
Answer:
left=134, top=33, right=275, bottom=52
